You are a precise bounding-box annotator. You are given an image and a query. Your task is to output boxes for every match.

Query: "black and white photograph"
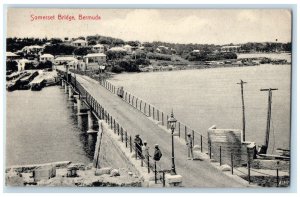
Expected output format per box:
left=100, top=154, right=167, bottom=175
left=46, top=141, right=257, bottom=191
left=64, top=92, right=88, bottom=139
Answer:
left=3, top=6, right=295, bottom=190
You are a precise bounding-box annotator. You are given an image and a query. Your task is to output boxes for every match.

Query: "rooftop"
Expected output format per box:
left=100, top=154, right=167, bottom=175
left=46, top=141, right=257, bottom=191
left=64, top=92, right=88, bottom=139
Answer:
left=84, top=53, right=106, bottom=58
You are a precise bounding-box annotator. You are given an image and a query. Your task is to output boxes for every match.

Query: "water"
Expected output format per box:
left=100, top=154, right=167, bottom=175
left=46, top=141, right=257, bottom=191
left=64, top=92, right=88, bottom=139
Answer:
left=6, top=86, right=96, bottom=166
left=110, top=64, right=291, bottom=153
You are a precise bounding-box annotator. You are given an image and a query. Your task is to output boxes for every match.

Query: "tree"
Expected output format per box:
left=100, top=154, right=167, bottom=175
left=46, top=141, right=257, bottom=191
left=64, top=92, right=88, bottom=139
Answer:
left=73, top=47, right=92, bottom=56
left=43, top=44, right=76, bottom=56
left=6, top=61, right=18, bottom=72
left=50, top=38, right=63, bottom=44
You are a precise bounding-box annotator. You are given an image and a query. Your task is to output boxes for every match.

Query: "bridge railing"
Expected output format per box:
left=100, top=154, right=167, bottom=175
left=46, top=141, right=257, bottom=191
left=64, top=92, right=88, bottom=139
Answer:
left=65, top=72, right=167, bottom=187
left=62, top=69, right=289, bottom=187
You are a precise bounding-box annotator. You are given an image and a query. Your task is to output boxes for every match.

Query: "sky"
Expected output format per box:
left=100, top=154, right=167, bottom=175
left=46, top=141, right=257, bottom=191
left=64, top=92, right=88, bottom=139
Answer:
left=6, top=8, right=292, bottom=45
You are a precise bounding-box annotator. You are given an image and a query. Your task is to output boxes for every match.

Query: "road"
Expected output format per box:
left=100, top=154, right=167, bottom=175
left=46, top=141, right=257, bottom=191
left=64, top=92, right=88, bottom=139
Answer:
left=75, top=74, right=249, bottom=188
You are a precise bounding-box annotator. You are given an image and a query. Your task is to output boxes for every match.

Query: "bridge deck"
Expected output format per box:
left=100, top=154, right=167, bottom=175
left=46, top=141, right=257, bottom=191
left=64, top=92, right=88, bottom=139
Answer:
left=74, top=73, right=248, bottom=188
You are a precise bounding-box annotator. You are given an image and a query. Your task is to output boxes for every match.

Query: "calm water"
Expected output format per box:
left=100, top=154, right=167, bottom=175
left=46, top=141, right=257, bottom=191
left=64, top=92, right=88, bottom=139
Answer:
left=6, top=86, right=96, bottom=166
left=110, top=64, right=291, bottom=153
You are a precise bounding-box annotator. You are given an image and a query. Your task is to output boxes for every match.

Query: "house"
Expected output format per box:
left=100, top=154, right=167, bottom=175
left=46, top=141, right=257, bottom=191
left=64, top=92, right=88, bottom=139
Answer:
left=83, top=53, right=106, bottom=68
left=6, top=52, right=19, bottom=61
left=221, top=45, right=241, bottom=53
left=72, top=39, right=87, bottom=47
left=108, top=47, right=127, bottom=52
left=40, top=54, right=54, bottom=62
left=123, top=44, right=133, bottom=54
left=21, top=45, right=44, bottom=55
left=92, top=44, right=105, bottom=53
left=17, top=59, right=31, bottom=71
left=55, top=56, right=78, bottom=65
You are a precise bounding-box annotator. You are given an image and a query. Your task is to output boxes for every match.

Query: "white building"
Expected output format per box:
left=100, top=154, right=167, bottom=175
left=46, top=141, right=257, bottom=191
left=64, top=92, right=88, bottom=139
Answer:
left=83, top=53, right=106, bottom=71
left=72, top=39, right=88, bottom=47
left=40, top=54, right=54, bottom=62
left=123, top=44, right=133, bottom=53
left=21, top=45, right=44, bottom=55
left=92, top=44, right=105, bottom=53
left=55, top=56, right=78, bottom=65
left=6, top=52, right=19, bottom=61
left=17, top=59, right=31, bottom=71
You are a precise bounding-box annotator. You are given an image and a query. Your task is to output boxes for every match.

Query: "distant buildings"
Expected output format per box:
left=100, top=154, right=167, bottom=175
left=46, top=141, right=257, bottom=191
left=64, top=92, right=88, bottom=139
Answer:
left=221, top=45, right=241, bottom=53
left=21, top=45, right=44, bottom=55
left=55, top=56, right=78, bottom=65
left=6, top=52, right=19, bottom=61
left=92, top=44, right=105, bottom=53
left=40, top=54, right=54, bottom=62
left=72, top=39, right=88, bottom=47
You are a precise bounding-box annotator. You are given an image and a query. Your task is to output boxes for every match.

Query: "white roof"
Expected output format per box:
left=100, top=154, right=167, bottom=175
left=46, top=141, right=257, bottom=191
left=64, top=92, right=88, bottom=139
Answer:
left=109, top=47, right=126, bottom=52
left=192, top=50, right=200, bottom=52
left=84, top=53, right=106, bottom=58
left=55, top=57, right=78, bottom=61
left=72, top=39, right=87, bottom=43
left=123, top=44, right=132, bottom=48
left=40, top=54, right=54, bottom=58
left=6, top=52, right=19, bottom=57
left=93, top=44, right=104, bottom=48
left=28, top=45, right=44, bottom=49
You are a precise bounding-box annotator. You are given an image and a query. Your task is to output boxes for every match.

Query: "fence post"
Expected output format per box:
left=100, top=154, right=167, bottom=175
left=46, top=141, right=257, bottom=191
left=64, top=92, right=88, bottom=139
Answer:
left=125, top=131, right=128, bottom=148
left=117, top=124, right=120, bottom=135
left=219, top=146, right=222, bottom=166
left=147, top=155, right=150, bottom=173
left=129, top=94, right=131, bottom=104
left=132, top=96, right=134, bottom=106
left=144, top=103, right=146, bottom=114
left=130, top=136, right=132, bottom=153
left=121, top=127, right=124, bottom=142
left=178, top=122, right=181, bottom=137
left=162, top=112, right=164, bottom=126
left=110, top=116, right=113, bottom=129
left=200, top=135, right=203, bottom=152
left=231, top=152, right=234, bottom=175
left=162, top=171, right=165, bottom=187
left=209, top=141, right=212, bottom=159
left=136, top=98, right=138, bottom=108
left=148, top=105, right=150, bottom=117
left=153, top=107, right=155, bottom=119
left=135, top=142, right=137, bottom=159
left=157, top=110, right=159, bottom=121
left=140, top=100, right=142, bottom=111
left=276, top=169, right=279, bottom=187
left=192, top=130, right=195, bottom=146
left=154, top=162, right=157, bottom=184
left=248, top=160, right=251, bottom=184
left=113, top=119, right=116, bottom=133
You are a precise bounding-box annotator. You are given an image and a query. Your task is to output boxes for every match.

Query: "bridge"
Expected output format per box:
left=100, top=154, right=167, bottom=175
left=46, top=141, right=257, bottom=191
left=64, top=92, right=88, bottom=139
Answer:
left=56, top=67, right=250, bottom=188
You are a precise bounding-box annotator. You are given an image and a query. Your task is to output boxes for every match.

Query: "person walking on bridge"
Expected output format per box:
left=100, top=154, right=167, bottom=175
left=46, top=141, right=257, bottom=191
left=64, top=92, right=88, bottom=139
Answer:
left=186, top=133, right=194, bottom=160
left=153, top=144, right=162, bottom=171
left=142, top=141, right=150, bottom=159
left=134, top=134, right=143, bottom=159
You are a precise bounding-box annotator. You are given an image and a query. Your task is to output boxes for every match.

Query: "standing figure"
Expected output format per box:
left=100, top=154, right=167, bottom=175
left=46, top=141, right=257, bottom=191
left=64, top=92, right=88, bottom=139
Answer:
left=134, top=134, right=143, bottom=159
left=186, top=133, right=194, bottom=160
left=142, top=141, right=150, bottom=159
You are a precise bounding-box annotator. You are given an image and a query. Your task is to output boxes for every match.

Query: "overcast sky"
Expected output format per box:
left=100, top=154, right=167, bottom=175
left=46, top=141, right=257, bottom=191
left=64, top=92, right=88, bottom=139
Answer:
left=6, top=8, right=292, bottom=44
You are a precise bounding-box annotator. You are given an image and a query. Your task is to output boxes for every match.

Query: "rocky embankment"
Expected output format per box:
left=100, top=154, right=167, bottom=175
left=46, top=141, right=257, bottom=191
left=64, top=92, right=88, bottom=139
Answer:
left=6, top=161, right=143, bottom=187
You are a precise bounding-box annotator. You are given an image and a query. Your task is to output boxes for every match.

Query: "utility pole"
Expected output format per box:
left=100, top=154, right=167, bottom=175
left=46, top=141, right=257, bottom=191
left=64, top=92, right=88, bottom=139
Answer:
left=259, top=88, right=278, bottom=155
left=237, top=80, right=247, bottom=141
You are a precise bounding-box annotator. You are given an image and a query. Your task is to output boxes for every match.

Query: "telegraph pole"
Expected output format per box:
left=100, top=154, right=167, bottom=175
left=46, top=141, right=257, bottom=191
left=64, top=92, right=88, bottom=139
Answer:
left=259, top=88, right=278, bottom=154
left=237, top=80, right=247, bottom=141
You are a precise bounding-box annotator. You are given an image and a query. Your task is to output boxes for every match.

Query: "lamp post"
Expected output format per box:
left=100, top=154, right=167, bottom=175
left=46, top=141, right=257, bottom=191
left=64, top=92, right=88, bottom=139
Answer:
left=168, top=110, right=177, bottom=175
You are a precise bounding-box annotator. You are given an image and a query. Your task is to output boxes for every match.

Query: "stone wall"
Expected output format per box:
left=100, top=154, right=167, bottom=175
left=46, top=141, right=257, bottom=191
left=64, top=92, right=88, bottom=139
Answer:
left=208, top=125, right=243, bottom=165
left=93, top=120, right=140, bottom=176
